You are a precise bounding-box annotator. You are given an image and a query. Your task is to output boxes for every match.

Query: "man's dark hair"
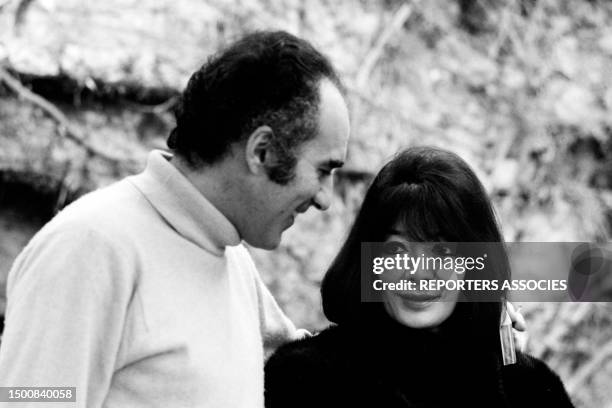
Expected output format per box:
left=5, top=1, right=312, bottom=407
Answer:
left=168, top=30, right=343, bottom=184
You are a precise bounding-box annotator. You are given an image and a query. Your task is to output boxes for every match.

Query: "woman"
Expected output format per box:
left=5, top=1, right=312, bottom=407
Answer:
left=265, top=147, right=574, bottom=407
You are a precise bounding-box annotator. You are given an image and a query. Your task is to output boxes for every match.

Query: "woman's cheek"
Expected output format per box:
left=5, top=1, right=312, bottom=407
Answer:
left=381, top=266, right=405, bottom=283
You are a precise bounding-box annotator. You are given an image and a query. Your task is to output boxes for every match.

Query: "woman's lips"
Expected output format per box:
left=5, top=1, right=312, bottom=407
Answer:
left=397, top=292, right=442, bottom=310
left=397, top=291, right=442, bottom=302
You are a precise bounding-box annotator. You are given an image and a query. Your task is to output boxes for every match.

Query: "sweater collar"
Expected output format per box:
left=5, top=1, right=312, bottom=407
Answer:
left=129, top=150, right=241, bottom=255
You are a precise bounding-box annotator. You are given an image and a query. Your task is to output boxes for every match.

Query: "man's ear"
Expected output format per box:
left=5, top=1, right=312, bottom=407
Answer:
left=245, top=125, right=274, bottom=175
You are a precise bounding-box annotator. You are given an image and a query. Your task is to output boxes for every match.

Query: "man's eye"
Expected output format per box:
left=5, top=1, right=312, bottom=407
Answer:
left=318, top=169, right=332, bottom=177
left=382, top=241, right=408, bottom=255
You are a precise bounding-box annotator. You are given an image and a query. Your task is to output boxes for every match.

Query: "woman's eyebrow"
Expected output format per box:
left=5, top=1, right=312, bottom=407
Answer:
left=387, top=228, right=405, bottom=236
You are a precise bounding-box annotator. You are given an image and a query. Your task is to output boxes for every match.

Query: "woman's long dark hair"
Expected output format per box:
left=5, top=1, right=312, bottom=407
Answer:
left=321, top=146, right=510, bottom=348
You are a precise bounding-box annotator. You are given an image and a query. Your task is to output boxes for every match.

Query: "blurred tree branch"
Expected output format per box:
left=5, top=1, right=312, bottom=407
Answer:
left=0, top=66, right=134, bottom=165
left=565, top=340, right=612, bottom=395
left=346, top=85, right=465, bottom=148
left=14, top=0, right=34, bottom=33
left=131, top=95, right=179, bottom=115
left=356, top=2, right=413, bottom=88
left=0, top=0, right=13, bottom=12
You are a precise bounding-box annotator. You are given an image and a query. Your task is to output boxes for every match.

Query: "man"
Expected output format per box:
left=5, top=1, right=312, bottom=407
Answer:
left=0, top=31, right=350, bottom=407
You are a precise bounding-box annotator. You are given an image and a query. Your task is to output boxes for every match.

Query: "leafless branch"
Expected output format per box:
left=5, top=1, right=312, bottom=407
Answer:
left=0, top=66, right=133, bottom=164
left=356, top=2, right=412, bottom=88
left=14, top=0, right=34, bottom=32
left=131, top=95, right=179, bottom=115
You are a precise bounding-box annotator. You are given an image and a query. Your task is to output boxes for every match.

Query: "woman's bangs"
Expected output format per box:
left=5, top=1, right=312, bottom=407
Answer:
left=377, top=184, right=440, bottom=242
left=380, top=183, right=466, bottom=242
left=396, top=200, right=446, bottom=242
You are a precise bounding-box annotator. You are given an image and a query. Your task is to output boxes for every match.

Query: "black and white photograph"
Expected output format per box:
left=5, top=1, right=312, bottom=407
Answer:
left=0, top=0, right=611, bottom=407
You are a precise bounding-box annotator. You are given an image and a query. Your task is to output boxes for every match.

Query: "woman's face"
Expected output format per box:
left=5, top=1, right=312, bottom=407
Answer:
left=380, top=223, right=462, bottom=329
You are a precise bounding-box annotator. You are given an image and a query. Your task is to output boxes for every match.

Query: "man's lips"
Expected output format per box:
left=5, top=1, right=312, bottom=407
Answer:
left=295, top=201, right=311, bottom=214
left=284, top=214, right=296, bottom=228
left=286, top=204, right=309, bottom=227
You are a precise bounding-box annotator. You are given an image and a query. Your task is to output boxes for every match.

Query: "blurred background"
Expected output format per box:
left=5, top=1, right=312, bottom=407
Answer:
left=0, top=0, right=611, bottom=406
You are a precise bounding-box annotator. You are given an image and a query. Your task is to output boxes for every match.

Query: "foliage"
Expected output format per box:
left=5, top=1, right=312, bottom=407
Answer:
left=1, top=0, right=611, bottom=406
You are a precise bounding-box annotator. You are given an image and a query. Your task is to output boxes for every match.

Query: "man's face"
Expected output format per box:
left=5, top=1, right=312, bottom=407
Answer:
left=245, top=81, right=350, bottom=249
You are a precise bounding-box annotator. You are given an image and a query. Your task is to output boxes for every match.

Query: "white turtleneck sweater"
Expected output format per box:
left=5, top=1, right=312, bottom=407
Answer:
left=0, top=151, right=304, bottom=407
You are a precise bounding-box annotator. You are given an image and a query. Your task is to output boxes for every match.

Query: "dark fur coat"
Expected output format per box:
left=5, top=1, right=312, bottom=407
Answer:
left=265, top=313, right=574, bottom=408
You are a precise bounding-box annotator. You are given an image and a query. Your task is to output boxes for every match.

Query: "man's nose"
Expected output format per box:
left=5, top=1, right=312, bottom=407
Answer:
left=313, top=177, right=333, bottom=211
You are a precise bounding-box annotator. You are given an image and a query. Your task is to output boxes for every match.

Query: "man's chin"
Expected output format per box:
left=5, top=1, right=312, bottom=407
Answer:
left=243, top=233, right=282, bottom=250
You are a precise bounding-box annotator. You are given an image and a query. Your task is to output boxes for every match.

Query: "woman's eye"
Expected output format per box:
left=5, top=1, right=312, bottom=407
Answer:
left=382, top=241, right=408, bottom=255
left=432, top=243, right=454, bottom=256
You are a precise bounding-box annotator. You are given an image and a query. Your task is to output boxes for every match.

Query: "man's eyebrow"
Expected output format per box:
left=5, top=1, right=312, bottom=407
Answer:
left=323, top=159, right=345, bottom=169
